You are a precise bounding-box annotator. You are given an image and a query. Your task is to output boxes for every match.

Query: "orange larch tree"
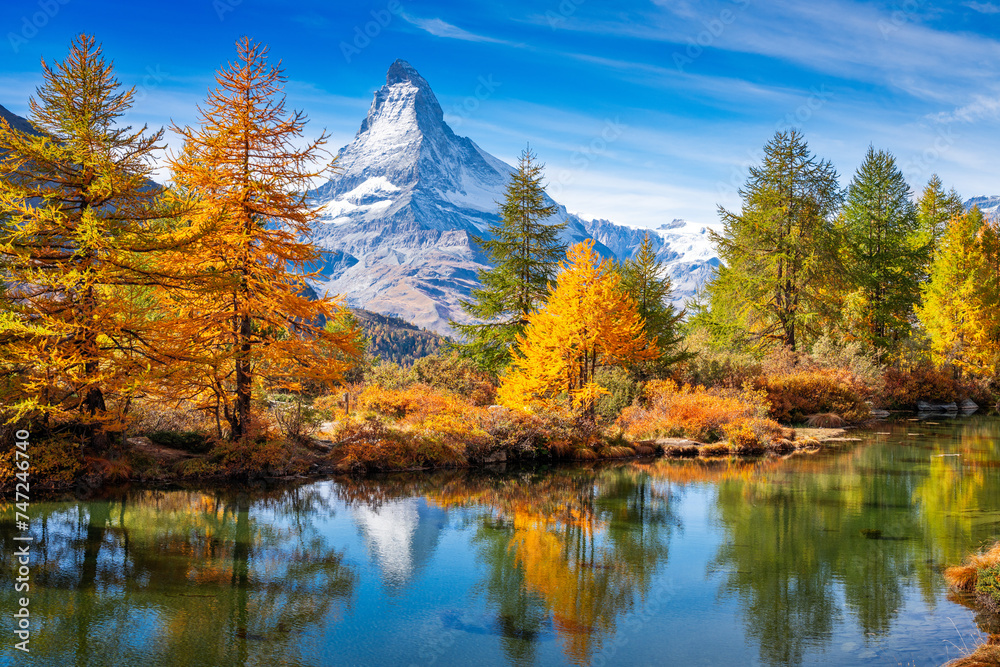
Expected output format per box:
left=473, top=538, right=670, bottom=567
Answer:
left=161, top=37, right=359, bottom=440
left=0, top=35, right=190, bottom=447
left=498, top=240, right=657, bottom=414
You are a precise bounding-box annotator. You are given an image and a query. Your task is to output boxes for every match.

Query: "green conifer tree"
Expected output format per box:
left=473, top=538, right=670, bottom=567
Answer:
left=452, top=147, right=565, bottom=374
left=915, top=174, right=964, bottom=275
left=705, top=130, right=841, bottom=351
left=838, top=146, right=926, bottom=357
left=619, top=232, right=688, bottom=375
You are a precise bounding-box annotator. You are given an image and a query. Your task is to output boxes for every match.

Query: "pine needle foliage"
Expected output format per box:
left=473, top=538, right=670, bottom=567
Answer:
left=919, top=207, right=1000, bottom=377
left=159, top=37, right=359, bottom=440
left=706, top=130, right=841, bottom=352
left=619, top=232, right=689, bottom=376
left=0, top=35, right=191, bottom=446
left=838, top=146, right=927, bottom=357
left=452, top=147, right=565, bottom=375
left=498, top=240, right=657, bottom=415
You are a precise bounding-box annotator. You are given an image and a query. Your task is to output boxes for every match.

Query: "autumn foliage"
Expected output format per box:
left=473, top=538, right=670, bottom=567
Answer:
left=759, top=368, right=870, bottom=423
left=0, top=35, right=189, bottom=446
left=158, top=37, right=359, bottom=440
left=498, top=240, right=656, bottom=413
left=617, top=380, right=781, bottom=446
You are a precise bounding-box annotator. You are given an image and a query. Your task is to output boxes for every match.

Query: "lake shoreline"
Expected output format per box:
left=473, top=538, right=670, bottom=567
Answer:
left=3, top=425, right=855, bottom=498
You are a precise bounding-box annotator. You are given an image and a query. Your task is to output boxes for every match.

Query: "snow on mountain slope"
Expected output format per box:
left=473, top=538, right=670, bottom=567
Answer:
left=966, top=196, right=1000, bottom=219
left=304, top=60, right=719, bottom=332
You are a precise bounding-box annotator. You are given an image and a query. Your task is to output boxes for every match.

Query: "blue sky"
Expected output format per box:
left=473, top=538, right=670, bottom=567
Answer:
left=1, top=0, right=998, bottom=227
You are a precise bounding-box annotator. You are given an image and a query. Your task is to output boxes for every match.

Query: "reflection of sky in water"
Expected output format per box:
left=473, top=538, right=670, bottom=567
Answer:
left=1, top=415, right=1000, bottom=665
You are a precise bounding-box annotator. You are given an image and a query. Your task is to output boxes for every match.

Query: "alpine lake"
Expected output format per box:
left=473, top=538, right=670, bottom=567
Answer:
left=4, top=415, right=1000, bottom=667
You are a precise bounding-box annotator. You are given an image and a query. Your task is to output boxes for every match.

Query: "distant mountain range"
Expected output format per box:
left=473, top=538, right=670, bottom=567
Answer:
left=0, top=103, right=35, bottom=135
left=3, top=78, right=998, bottom=334
left=965, top=195, right=1000, bottom=218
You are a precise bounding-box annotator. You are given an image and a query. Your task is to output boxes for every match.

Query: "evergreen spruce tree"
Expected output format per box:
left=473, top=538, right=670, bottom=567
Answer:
left=452, top=147, right=565, bottom=374
left=619, top=232, right=688, bottom=375
left=838, top=146, right=926, bottom=358
left=915, top=174, right=964, bottom=273
left=705, top=130, right=841, bottom=351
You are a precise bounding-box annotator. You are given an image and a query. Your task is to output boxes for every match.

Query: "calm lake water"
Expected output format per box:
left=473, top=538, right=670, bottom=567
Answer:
left=4, top=416, right=1000, bottom=666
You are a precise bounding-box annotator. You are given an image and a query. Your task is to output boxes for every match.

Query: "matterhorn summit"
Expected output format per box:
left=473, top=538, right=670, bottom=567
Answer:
left=306, top=60, right=717, bottom=333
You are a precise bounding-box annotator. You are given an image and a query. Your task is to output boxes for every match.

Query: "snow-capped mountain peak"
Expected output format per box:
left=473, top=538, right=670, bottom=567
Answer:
left=304, top=61, right=719, bottom=333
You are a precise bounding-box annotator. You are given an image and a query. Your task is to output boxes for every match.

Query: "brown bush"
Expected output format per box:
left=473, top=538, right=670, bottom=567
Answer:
left=337, top=430, right=467, bottom=472
left=617, top=380, right=771, bottom=443
left=881, top=365, right=993, bottom=410
left=0, top=435, right=83, bottom=489
left=760, top=369, right=870, bottom=424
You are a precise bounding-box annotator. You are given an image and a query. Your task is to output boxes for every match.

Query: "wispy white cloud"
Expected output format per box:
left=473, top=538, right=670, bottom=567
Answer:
left=932, top=95, right=1000, bottom=123
left=399, top=13, right=519, bottom=45
left=522, top=0, right=1000, bottom=104
left=965, top=1, right=1000, bottom=13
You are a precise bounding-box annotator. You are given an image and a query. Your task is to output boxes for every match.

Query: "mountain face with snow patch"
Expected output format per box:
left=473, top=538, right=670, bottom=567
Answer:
left=306, top=60, right=720, bottom=333
left=966, top=196, right=1000, bottom=219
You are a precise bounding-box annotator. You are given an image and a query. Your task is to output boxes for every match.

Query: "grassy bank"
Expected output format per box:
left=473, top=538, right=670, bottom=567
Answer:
left=2, top=379, right=850, bottom=494
left=4, top=342, right=995, bottom=495
left=945, top=543, right=1000, bottom=666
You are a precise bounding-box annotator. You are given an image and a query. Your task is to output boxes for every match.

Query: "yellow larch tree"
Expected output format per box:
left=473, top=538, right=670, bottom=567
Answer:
left=160, top=38, right=359, bottom=440
left=918, top=209, right=1000, bottom=378
left=0, top=35, right=191, bottom=447
left=498, top=240, right=657, bottom=414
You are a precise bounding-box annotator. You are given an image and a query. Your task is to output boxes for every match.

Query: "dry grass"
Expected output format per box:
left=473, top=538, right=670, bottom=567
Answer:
left=805, top=412, right=845, bottom=428
left=617, top=380, right=772, bottom=443
left=945, top=543, right=1000, bottom=592
left=699, top=442, right=732, bottom=457
left=946, top=638, right=1000, bottom=667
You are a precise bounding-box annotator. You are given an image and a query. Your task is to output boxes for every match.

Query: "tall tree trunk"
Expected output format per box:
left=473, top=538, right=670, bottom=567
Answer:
left=233, top=314, right=252, bottom=441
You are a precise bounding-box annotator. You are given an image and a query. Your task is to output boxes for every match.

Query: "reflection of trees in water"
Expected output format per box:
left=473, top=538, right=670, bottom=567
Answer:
left=0, top=486, right=355, bottom=666
left=424, top=466, right=679, bottom=665
left=663, top=417, right=1000, bottom=667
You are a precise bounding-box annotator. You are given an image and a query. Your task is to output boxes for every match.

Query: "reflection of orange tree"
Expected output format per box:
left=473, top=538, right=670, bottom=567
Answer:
left=428, top=467, right=676, bottom=664
left=637, top=457, right=783, bottom=487
left=0, top=487, right=355, bottom=666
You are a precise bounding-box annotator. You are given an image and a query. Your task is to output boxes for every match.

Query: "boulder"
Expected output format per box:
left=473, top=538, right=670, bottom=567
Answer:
left=916, top=401, right=958, bottom=412
left=960, top=398, right=979, bottom=411
left=483, top=450, right=507, bottom=464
